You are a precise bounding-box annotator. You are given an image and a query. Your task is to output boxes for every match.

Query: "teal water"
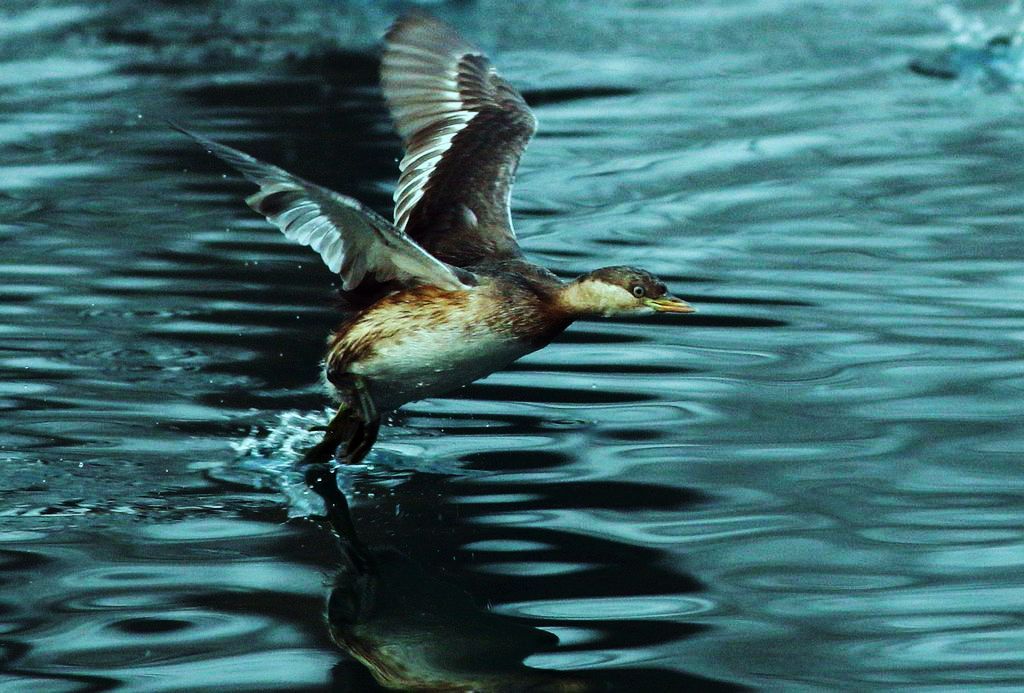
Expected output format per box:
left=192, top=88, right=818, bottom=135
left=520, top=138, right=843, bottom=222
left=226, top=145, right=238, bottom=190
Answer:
left=3, top=0, right=1024, bottom=689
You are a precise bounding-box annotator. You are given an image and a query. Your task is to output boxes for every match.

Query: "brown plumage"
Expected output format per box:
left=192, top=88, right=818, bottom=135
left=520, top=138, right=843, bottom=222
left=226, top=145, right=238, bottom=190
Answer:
left=177, top=14, right=695, bottom=463
left=325, top=284, right=472, bottom=377
left=382, top=15, right=535, bottom=265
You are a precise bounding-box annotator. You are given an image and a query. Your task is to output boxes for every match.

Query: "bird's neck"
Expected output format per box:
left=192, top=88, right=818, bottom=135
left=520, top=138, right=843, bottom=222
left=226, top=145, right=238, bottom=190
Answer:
left=556, top=279, right=622, bottom=318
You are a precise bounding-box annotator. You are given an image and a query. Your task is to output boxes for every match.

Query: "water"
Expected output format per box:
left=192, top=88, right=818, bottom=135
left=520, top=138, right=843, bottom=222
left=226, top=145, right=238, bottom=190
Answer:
left=910, top=4, right=1024, bottom=87
left=3, top=0, right=1024, bottom=689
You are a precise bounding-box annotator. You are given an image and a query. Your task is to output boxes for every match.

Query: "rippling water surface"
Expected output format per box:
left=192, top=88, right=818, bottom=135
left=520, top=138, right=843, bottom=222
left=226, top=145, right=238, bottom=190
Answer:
left=3, top=0, right=1024, bottom=689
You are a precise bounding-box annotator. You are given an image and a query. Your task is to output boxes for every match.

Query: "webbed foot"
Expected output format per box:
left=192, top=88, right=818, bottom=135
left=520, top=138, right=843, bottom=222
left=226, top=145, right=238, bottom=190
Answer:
left=301, top=376, right=380, bottom=465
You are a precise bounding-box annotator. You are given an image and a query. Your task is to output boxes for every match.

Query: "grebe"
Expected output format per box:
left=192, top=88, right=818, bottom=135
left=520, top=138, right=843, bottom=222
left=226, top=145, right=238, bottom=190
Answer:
left=910, top=34, right=1024, bottom=88
left=178, top=14, right=695, bottom=464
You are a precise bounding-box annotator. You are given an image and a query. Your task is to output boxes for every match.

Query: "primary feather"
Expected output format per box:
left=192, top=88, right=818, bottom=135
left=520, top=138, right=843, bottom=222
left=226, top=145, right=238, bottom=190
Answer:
left=381, top=14, right=537, bottom=268
left=173, top=124, right=474, bottom=292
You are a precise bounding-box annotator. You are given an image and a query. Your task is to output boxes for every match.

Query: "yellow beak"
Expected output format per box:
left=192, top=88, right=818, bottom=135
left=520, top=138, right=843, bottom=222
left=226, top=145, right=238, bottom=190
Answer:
left=644, top=296, right=695, bottom=314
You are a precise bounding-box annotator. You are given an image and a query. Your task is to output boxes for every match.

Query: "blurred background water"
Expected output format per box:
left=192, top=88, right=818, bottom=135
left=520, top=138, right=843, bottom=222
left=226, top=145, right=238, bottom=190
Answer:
left=2, top=0, right=1024, bottom=690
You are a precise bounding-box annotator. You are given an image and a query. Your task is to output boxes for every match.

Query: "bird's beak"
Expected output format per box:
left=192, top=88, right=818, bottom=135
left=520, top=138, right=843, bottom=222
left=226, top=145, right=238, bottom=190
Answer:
left=644, top=296, right=696, bottom=314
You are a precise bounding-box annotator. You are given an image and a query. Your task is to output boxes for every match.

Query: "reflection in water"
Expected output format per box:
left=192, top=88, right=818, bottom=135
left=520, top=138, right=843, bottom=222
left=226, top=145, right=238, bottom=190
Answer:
left=910, top=34, right=1024, bottom=88
left=909, top=4, right=1024, bottom=89
left=225, top=414, right=734, bottom=690
left=307, top=463, right=590, bottom=692
left=7, top=0, right=1024, bottom=689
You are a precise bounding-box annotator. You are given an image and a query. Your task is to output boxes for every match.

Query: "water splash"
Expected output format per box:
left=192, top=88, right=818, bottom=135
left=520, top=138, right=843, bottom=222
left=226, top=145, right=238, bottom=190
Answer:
left=913, top=3, right=1024, bottom=88
left=218, top=408, right=470, bottom=517
left=222, top=409, right=334, bottom=517
left=937, top=4, right=992, bottom=45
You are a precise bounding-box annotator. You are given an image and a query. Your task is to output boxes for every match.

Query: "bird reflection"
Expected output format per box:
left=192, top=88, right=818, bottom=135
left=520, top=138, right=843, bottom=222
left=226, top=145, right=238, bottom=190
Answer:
left=303, top=462, right=594, bottom=692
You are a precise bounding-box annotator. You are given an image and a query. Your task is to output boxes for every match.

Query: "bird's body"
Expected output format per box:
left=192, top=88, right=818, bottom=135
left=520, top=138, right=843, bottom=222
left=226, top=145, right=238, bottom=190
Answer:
left=179, top=14, right=694, bottom=463
left=326, top=264, right=569, bottom=411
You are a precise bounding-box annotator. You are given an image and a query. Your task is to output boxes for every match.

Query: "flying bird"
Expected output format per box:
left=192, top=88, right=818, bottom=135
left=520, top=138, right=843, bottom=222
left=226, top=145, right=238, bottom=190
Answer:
left=177, top=14, right=695, bottom=464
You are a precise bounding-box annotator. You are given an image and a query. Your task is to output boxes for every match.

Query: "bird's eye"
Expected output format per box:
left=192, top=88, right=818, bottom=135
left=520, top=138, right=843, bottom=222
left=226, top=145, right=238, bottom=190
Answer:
left=632, top=285, right=645, bottom=298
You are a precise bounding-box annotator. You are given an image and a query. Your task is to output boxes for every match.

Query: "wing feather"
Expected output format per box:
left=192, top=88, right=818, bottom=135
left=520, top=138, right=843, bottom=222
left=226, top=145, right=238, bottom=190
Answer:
left=381, top=15, right=537, bottom=267
left=174, top=125, right=474, bottom=292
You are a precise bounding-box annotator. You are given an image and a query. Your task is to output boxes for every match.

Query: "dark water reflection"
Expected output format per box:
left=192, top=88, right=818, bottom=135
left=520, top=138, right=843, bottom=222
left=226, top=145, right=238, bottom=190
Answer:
left=4, top=0, right=1024, bottom=690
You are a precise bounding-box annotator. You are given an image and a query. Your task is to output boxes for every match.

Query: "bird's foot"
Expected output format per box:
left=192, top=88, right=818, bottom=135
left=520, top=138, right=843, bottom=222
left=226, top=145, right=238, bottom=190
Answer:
left=300, top=377, right=380, bottom=466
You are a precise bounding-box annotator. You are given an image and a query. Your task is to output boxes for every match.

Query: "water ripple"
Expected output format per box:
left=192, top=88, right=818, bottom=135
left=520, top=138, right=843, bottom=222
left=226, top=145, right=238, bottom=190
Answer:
left=4, top=0, right=1024, bottom=689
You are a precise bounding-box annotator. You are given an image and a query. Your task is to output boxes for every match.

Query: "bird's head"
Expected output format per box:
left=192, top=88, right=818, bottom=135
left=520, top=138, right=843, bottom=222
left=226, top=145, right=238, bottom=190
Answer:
left=558, top=266, right=694, bottom=318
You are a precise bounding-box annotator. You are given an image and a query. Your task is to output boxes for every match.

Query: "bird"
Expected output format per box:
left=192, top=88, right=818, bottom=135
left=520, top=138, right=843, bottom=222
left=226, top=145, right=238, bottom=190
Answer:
left=909, top=34, right=1023, bottom=88
left=177, top=14, right=695, bottom=465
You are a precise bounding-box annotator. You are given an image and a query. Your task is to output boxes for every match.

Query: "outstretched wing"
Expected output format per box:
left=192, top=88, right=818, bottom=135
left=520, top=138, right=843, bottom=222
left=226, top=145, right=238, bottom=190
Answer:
left=381, top=14, right=536, bottom=267
left=175, top=126, right=474, bottom=292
